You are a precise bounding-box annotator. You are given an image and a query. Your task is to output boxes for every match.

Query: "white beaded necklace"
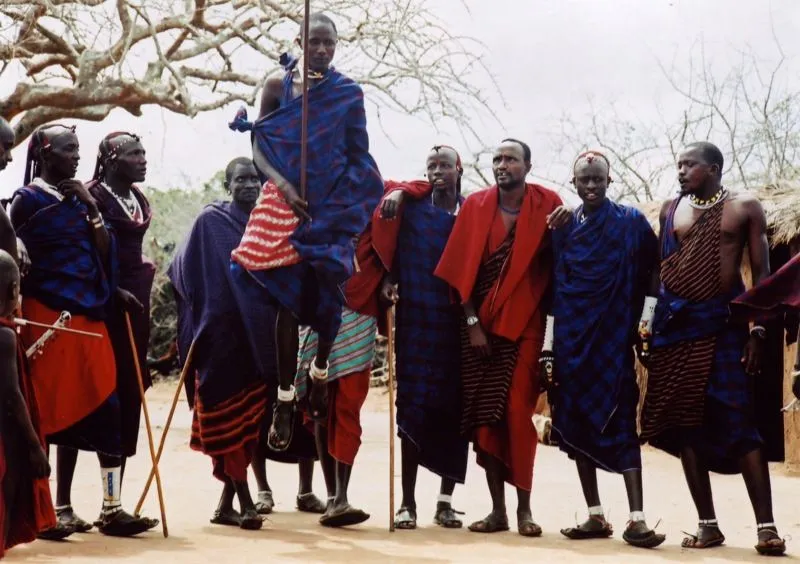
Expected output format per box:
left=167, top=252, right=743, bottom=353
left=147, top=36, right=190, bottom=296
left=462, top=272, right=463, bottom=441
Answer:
left=103, top=183, right=142, bottom=221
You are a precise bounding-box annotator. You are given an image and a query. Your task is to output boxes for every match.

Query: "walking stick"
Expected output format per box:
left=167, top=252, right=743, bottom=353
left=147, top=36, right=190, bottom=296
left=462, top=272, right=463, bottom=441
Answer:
left=386, top=305, right=396, bottom=532
left=125, top=312, right=168, bottom=538
left=135, top=338, right=196, bottom=517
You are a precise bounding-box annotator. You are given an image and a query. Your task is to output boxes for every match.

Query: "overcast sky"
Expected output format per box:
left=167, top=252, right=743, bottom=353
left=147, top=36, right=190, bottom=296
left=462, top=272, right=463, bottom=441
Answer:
left=2, top=0, right=799, bottom=201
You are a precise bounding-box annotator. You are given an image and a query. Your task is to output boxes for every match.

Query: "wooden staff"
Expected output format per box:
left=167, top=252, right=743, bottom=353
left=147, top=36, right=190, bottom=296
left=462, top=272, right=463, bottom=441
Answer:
left=300, top=0, right=311, bottom=201
left=125, top=313, right=168, bottom=538
left=386, top=304, right=396, bottom=532
left=135, top=338, right=196, bottom=517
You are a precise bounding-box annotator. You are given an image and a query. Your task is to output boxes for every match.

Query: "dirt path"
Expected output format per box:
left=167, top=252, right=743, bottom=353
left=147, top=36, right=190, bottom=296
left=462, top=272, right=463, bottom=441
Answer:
left=7, top=380, right=798, bottom=563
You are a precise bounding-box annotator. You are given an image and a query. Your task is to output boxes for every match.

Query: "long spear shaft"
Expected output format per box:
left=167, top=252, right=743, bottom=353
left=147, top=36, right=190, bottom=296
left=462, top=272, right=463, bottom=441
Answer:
left=300, top=0, right=311, bottom=201
left=13, top=318, right=102, bottom=338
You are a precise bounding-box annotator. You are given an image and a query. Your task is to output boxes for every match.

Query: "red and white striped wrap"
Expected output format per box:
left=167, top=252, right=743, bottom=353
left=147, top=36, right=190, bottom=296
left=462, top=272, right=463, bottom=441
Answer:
left=231, top=181, right=302, bottom=270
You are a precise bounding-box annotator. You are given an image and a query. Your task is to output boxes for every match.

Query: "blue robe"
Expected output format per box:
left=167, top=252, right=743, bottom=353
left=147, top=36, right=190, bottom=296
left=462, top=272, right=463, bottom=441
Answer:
left=551, top=200, right=657, bottom=473
left=169, top=202, right=316, bottom=462
left=246, top=55, right=384, bottom=342
left=393, top=198, right=468, bottom=483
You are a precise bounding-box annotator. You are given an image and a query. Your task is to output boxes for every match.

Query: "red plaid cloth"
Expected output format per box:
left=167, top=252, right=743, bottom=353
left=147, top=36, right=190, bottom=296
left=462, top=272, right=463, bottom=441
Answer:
left=231, top=181, right=301, bottom=270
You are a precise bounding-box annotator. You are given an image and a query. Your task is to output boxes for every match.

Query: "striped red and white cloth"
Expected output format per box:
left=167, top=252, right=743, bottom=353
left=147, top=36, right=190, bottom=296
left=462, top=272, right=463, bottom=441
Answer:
left=231, top=181, right=301, bottom=270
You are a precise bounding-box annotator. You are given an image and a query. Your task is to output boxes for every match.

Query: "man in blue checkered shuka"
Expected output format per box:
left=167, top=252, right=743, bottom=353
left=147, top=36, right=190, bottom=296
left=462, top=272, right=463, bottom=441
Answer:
left=541, top=151, right=662, bottom=548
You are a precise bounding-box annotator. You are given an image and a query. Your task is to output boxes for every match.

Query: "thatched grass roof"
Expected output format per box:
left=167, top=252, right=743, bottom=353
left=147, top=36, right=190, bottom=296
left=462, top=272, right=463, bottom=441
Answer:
left=636, top=182, right=800, bottom=247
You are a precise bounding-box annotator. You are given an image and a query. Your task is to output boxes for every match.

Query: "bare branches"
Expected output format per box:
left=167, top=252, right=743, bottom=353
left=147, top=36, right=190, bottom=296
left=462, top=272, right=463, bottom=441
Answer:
left=557, top=37, right=800, bottom=203
left=1, top=0, right=498, bottom=149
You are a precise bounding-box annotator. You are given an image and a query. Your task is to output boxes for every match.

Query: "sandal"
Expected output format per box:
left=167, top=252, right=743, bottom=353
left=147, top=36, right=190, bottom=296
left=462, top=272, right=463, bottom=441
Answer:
left=255, top=490, right=274, bottom=515
left=296, top=492, right=327, bottom=514
left=239, top=507, right=263, bottom=531
left=210, top=508, right=242, bottom=527
left=394, top=507, right=417, bottom=530
left=755, top=527, right=787, bottom=557
left=681, top=523, right=725, bottom=549
left=561, top=515, right=613, bottom=540
left=56, top=506, right=93, bottom=533
left=468, top=512, right=509, bottom=534
left=433, top=506, right=464, bottom=529
left=98, top=509, right=154, bottom=537
left=623, top=520, right=666, bottom=548
left=37, top=522, right=75, bottom=541
left=518, top=519, right=543, bottom=537
left=267, top=392, right=295, bottom=452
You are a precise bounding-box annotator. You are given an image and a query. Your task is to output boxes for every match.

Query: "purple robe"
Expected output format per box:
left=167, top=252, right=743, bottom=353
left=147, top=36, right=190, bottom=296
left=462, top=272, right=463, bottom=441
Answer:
left=88, top=181, right=156, bottom=456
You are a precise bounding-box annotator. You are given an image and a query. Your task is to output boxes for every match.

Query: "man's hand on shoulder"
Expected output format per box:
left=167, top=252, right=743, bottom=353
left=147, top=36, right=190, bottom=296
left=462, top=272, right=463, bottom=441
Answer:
left=380, top=190, right=404, bottom=220
left=546, top=205, right=572, bottom=230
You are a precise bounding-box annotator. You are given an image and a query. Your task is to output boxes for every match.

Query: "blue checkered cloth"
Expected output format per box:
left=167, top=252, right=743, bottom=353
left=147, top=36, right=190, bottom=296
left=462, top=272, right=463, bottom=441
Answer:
left=393, top=198, right=468, bottom=483
left=244, top=54, right=383, bottom=341
left=12, top=185, right=118, bottom=320
left=551, top=200, right=657, bottom=438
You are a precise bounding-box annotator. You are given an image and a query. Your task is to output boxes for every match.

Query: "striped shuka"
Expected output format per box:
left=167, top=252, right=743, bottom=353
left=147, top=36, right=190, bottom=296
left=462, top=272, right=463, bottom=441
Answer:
left=294, top=307, right=377, bottom=401
left=459, top=226, right=519, bottom=436
left=640, top=198, right=724, bottom=439
left=190, top=375, right=267, bottom=481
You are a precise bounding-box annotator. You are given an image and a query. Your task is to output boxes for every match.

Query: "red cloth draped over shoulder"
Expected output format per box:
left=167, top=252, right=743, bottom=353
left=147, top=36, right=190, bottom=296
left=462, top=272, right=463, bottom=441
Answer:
left=730, top=251, right=800, bottom=344
left=434, top=184, right=562, bottom=340
left=344, top=180, right=431, bottom=326
left=0, top=318, right=57, bottom=557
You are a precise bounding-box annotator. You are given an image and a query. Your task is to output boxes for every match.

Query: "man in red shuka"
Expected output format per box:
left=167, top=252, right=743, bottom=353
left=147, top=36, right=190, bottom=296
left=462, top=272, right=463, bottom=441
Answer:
left=435, top=139, right=561, bottom=537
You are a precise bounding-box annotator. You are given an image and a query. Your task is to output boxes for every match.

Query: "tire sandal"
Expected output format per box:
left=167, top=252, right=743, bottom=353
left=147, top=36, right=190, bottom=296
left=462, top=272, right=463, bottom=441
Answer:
left=755, top=525, right=787, bottom=557
left=37, top=522, right=75, bottom=541
left=267, top=386, right=295, bottom=452
left=468, top=512, right=510, bottom=534
left=210, top=509, right=242, bottom=527
left=561, top=515, right=613, bottom=540
left=681, top=520, right=725, bottom=549
left=622, top=519, right=666, bottom=548
left=296, top=492, right=327, bottom=514
left=394, top=507, right=417, bottom=530
left=434, top=506, right=465, bottom=529
left=55, top=506, right=93, bottom=533
left=518, top=519, right=543, bottom=537
left=255, top=490, right=274, bottom=515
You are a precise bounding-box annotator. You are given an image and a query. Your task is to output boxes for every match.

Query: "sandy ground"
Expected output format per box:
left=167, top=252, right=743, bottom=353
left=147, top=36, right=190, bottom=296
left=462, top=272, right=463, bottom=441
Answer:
left=6, top=380, right=800, bottom=563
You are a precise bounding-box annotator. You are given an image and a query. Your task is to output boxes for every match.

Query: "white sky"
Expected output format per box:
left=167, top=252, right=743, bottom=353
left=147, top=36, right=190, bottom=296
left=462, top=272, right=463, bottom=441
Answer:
left=2, top=0, right=799, bottom=201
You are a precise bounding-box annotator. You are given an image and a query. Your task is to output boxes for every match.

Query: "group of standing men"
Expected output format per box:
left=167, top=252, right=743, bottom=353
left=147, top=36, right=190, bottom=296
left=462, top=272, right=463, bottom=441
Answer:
left=1, top=10, right=796, bottom=560
left=0, top=116, right=161, bottom=559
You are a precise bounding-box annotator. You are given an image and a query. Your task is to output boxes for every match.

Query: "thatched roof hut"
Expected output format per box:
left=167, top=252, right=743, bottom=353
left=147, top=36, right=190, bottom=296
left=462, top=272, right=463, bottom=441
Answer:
left=634, top=182, right=800, bottom=472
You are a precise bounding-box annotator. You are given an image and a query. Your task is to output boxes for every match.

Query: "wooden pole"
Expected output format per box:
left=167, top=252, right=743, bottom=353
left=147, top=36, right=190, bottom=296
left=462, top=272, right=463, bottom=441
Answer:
left=386, top=305, right=396, bottom=532
left=300, top=0, right=311, bottom=201
left=135, top=339, right=196, bottom=517
left=125, top=313, right=168, bottom=538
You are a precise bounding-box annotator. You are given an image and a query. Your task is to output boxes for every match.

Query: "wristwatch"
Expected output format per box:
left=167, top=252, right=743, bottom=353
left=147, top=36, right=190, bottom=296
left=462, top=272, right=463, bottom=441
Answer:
left=466, top=315, right=479, bottom=327
left=750, top=325, right=767, bottom=340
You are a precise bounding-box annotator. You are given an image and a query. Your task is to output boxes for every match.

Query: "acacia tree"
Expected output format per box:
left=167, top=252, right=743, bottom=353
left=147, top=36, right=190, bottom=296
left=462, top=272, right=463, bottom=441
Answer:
left=556, top=38, right=800, bottom=202
left=0, top=0, right=498, bottom=145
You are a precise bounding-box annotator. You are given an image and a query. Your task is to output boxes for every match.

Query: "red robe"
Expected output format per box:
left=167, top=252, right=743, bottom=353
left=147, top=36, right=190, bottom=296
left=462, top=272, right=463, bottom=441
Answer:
left=730, top=252, right=800, bottom=345
left=434, top=184, right=561, bottom=491
left=323, top=181, right=431, bottom=465
left=0, top=319, right=57, bottom=558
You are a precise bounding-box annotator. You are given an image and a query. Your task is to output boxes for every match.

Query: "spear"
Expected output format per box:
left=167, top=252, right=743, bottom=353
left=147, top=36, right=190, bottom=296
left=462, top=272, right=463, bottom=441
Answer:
left=300, top=0, right=310, bottom=201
